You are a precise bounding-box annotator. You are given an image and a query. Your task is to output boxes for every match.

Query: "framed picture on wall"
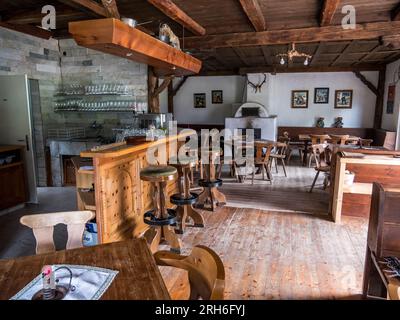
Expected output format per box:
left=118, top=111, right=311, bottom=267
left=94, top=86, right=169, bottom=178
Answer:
left=194, top=93, right=206, bottom=108
left=212, top=90, right=223, bottom=104
left=291, top=90, right=309, bottom=108
left=387, top=85, right=396, bottom=114
left=314, top=88, right=329, bottom=104
left=335, top=90, right=353, bottom=109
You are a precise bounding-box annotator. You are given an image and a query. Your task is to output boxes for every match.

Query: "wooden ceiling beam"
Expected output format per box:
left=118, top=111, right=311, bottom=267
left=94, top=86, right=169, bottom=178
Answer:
left=147, top=0, right=206, bottom=36
left=183, top=21, right=400, bottom=49
left=0, top=22, right=52, bottom=40
left=320, top=0, right=341, bottom=26
left=238, top=0, right=266, bottom=31
left=100, top=0, right=120, bottom=19
left=56, top=0, right=108, bottom=17
left=239, top=64, right=384, bottom=75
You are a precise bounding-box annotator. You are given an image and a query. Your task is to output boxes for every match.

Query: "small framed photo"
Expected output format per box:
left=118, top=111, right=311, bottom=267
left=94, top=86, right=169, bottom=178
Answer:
left=314, top=88, right=329, bottom=104
left=291, top=90, right=309, bottom=108
left=212, top=90, right=223, bottom=104
left=194, top=93, right=206, bottom=108
left=335, top=90, right=353, bottom=109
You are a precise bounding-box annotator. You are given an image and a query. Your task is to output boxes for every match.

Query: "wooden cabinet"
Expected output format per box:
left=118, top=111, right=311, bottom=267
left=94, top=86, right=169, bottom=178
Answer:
left=363, top=183, right=400, bottom=299
left=0, top=146, right=27, bottom=210
left=368, top=183, right=400, bottom=258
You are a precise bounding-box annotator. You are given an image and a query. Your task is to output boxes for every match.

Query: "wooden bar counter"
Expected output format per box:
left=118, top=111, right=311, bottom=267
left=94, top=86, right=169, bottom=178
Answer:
left=76, top=132, right=194, bottom=244
left=330, top=147, right=400, bottom=223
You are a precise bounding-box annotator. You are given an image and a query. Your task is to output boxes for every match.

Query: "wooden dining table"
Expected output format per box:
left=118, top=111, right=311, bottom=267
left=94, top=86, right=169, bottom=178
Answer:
left=298, top=134, right=360, bottom=166
left=0, top=238, right=170, bottom=300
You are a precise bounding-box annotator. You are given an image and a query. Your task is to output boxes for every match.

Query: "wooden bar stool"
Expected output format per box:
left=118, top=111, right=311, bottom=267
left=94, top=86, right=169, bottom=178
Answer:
left=170, top=156, right=205, bottom=234
left=140, top=165, right=182, bottom=253
left=197, top=149, right=227, bottom=211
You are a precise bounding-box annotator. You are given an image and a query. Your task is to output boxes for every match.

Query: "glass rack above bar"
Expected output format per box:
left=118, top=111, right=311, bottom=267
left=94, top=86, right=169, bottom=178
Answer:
left=56, top=84, right=132, bottom=96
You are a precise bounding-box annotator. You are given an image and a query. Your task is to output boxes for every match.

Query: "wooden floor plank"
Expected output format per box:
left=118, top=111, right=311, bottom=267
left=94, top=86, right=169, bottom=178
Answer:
left=160, top=207, right=368, bottom=300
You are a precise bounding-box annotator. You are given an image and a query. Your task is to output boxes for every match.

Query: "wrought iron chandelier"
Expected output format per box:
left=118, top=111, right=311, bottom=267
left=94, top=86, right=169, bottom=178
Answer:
left=277, top=43, right=313, bottom=66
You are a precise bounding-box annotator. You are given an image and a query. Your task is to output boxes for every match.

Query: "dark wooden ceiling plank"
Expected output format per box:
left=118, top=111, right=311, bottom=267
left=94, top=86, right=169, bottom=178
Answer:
left=183, top=21, right=400, bottom=49
left=355, top=44, right=382, bottom=64
left=233, top=47, right=250, bottom=67
left=0, top=21, right=52, bottom=39
left=310, top=43, right=323, bottom=66
left=238, top=0, right=266, bottom=31
left=392, top=3, right=400, bottom=21
left=260, top=46, right=273, bottom=66
left=330, top=41, right=355, bottom=66
left=57, top=0, right=108, bottom=17
left=320, top=0, right=341, bottom=26
left=147, top=0, right=205, bottom=36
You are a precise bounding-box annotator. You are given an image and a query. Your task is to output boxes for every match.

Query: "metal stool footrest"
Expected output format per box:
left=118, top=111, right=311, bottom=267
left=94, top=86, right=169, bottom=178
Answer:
left=170, top=192, right=199, bottom=206
left=199, top=179, right=223, bottom=188
left=144, top=209, right=176, bottom=226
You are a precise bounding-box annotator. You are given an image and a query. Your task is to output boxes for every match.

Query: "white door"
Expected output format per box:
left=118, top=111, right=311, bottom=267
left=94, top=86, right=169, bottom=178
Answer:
left=0, top=75, right=38, bottom=203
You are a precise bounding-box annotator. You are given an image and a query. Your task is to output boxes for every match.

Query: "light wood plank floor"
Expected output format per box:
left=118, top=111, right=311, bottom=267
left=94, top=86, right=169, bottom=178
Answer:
left=219, top=158, right=330, bottom=215
left=160, top=206, right=368, bottom=300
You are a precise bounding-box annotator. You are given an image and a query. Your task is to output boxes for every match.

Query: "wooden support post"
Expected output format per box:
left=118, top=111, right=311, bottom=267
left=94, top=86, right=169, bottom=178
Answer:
left=148, top=67, right=160, bottom=113
left=148, top=67, right=173, bottom=113
left=374, top=68, right=386, bottom=129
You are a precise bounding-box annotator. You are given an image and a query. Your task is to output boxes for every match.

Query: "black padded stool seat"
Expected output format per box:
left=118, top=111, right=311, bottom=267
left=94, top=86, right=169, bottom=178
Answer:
left=140, top=165, right=177, bottom=182
left=199, top=179, right=223, bottom=188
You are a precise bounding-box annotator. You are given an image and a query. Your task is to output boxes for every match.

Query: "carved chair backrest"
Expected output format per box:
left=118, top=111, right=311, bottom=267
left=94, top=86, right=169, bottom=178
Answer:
left=154, top=245, right=225, bottom=300
left=311, top=144, right=332, bottom=168
left=20, top=211, right=95, bottom=254
left=329, top=134, right=350, bottom=145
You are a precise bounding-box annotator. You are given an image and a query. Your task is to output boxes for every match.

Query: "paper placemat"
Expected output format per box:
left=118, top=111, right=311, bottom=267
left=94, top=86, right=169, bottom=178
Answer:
left=11, top=265, right=118, bottom=300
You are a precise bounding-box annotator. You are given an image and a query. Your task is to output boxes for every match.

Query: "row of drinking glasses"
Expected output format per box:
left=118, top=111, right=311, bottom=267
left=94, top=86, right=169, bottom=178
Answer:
left=54, top=100, right=147, bottom=112
left=61, top=84, right=131, bottom=95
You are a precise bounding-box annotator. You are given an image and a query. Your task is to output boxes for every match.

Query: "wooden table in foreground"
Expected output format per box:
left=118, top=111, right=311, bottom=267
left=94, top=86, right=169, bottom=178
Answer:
left=0, top=239, right=170, bottom=300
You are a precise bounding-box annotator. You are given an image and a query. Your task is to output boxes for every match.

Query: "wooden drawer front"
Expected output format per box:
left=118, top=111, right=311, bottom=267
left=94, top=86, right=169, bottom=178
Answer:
left=381, top=223, right=400, bottom=257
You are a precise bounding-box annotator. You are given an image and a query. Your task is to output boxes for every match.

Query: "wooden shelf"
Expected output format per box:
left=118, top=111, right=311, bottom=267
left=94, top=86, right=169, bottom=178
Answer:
left=78, top=189, right=96, bottom=211
left=0, top=161, right=23, bottom=170
left=0, top=145, right=24, bottom=153
left=343, top=182, right=373, bottom=195
left=69, top=18, right=202, bottom=76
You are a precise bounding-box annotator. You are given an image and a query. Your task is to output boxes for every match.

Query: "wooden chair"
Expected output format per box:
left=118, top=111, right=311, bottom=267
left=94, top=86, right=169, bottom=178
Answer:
left=359, top=138, right=373, bottom=147
left=309, top=144, right=332, bottom=193
left=252, top=142, right=274, bottom=184
left=270, top=139, right=289, bottom=177
left=154, top=245, right=225, bottom=300
left=308, top=134, right=330, bottom=167
left=20, top=211, right=95, bottom=254
left=329, top=134, right=349, bottom=145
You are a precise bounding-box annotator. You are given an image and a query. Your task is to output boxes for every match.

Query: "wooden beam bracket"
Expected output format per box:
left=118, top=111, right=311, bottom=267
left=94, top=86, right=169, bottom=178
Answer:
left=353, top=71, right=378, bottom=96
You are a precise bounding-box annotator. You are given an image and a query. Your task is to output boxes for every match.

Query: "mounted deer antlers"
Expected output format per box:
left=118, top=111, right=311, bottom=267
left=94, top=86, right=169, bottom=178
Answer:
left=247, top=74, right=267, bottom=93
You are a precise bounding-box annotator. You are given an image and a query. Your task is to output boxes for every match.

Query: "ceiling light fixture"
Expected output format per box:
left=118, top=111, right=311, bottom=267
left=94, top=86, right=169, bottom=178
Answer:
left=277, top=43, right=312, bottom=66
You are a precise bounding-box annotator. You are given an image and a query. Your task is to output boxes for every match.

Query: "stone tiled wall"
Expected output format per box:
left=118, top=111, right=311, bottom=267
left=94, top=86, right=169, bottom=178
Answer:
left=0, top=28, right=61, bottom=187
left=0, top=28, right=148, bottom=186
